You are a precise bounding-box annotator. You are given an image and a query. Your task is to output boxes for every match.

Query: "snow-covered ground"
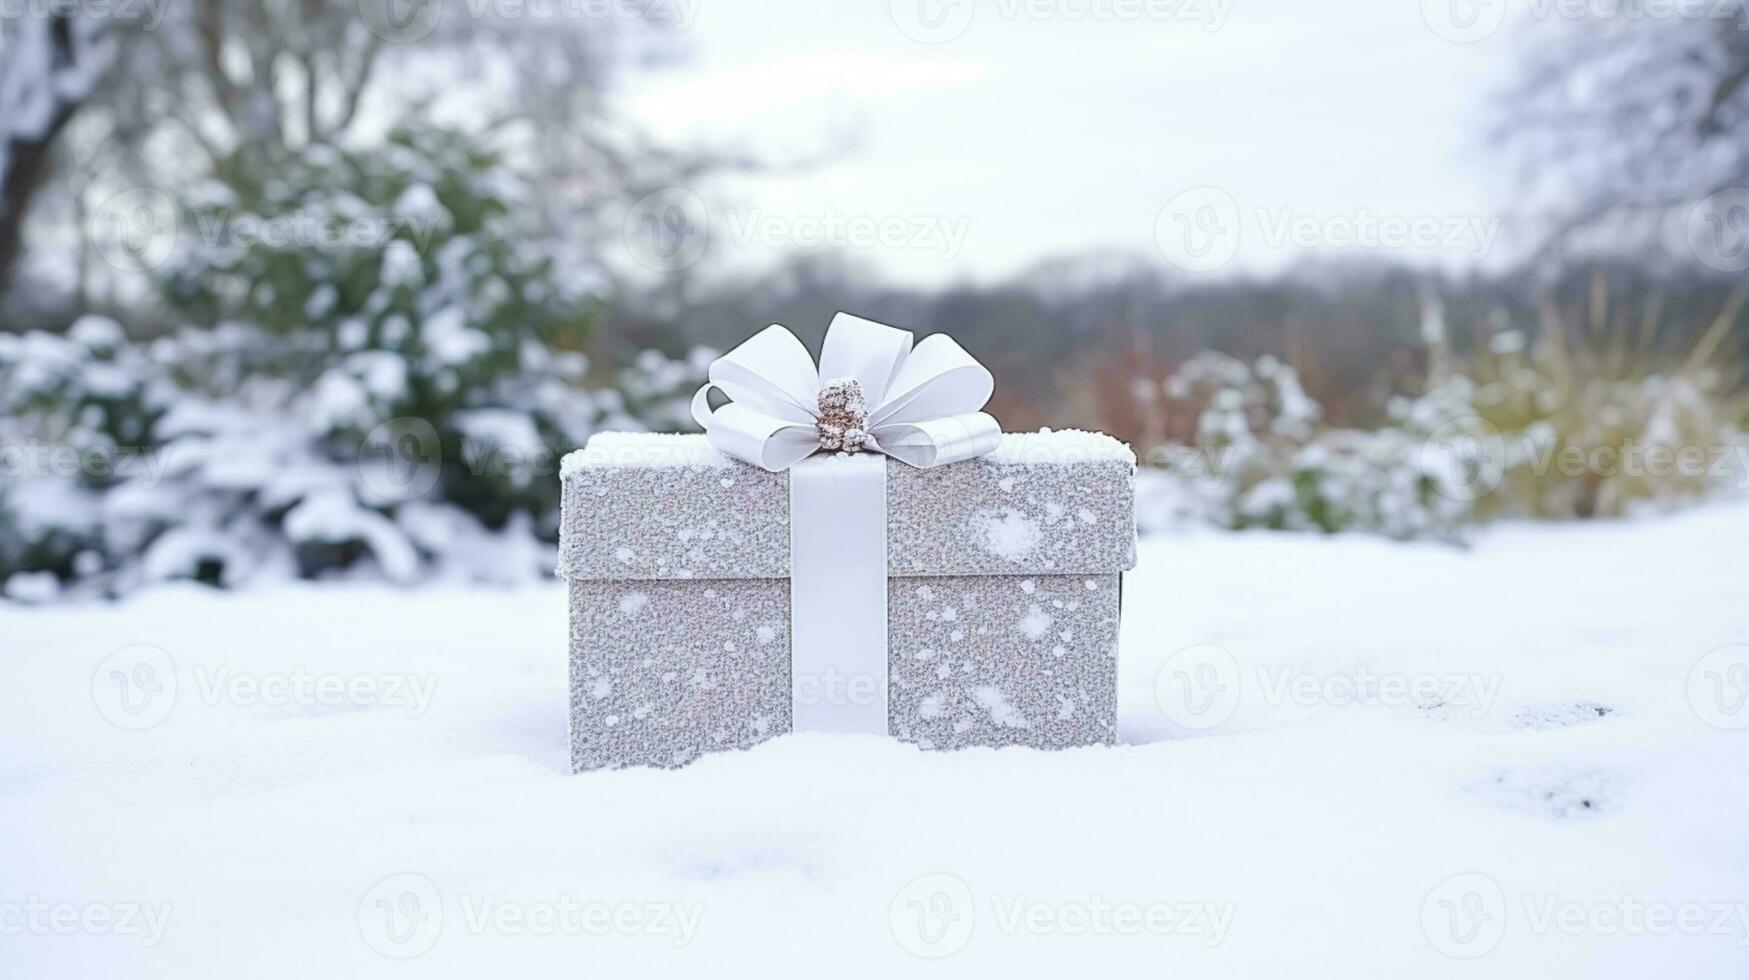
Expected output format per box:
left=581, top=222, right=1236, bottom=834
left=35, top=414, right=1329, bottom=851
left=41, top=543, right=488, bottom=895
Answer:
left=4, top=505, right=1748, bottom=978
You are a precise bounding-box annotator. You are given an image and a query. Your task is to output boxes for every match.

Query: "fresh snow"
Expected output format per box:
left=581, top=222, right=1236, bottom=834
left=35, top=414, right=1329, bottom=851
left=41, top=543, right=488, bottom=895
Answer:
left=3, top=506, right=1749, bottom=976
left=565, top=429, right=1136, bottom=477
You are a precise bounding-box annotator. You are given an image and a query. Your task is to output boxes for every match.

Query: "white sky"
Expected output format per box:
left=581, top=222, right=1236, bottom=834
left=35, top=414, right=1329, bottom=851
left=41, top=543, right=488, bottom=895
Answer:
left=615, top=0, right=1528, bottom=287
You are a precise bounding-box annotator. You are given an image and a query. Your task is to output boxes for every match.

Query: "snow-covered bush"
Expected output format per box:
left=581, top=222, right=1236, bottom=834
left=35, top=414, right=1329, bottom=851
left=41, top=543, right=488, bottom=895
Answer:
left=0, top=317, right=705, bottom=599
left=0, top=317, right=171, bottom=588
left=160, top=124, right=609, bottom=533
left=0, top=125, right=709, bottom=600
left=1138, top=353, right=1476, bottom=542
left=1448, top=327, right=1747, bottom=520
left=1137, top=333, right=1748, bottom=541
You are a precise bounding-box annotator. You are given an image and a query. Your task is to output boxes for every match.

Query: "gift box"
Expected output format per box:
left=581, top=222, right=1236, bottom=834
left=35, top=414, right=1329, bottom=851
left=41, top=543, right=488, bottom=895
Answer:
left=559, top=430, right=1136, bottom=771
left=559, top=313, right=1136, bottom=772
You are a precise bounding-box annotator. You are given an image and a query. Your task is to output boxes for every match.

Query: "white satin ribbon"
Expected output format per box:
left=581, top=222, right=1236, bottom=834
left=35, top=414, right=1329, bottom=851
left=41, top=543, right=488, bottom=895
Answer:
left=690, top=312, right=1002, bottom=472
left=789, top=454, right=888, bottom=734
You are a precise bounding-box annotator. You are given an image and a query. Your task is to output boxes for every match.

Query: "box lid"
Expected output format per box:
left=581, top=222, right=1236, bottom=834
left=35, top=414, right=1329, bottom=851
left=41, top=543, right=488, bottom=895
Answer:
left=558, top=430, right=1136, bottom=581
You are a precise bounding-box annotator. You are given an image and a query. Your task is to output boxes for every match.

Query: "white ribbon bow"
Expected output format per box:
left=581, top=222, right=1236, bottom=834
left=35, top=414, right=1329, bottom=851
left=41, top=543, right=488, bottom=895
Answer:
left=690, top=312, right=1003, bottom=471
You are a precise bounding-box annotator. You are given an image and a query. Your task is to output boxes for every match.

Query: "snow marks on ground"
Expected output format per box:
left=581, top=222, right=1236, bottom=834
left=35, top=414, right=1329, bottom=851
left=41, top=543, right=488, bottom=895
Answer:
left=3, top=503, right=1749, bottom=975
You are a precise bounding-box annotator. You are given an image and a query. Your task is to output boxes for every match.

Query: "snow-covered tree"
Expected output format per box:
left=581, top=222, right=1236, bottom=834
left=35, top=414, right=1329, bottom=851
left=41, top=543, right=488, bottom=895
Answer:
left=0, top=123, right=711, bottom=599
left=0, top=8, right=118, bottom=294
left=1495, top=1, right=1749, bottom=264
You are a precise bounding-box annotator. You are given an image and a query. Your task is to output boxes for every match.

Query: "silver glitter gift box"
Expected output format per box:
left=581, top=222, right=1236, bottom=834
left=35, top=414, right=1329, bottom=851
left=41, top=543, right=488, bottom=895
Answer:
left=559, top=430, right=1137, bottom=771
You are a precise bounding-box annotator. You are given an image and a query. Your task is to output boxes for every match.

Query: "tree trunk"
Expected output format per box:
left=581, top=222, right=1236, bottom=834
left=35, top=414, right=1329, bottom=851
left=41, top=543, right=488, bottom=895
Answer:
left=0, top=13, right=115, bottom=300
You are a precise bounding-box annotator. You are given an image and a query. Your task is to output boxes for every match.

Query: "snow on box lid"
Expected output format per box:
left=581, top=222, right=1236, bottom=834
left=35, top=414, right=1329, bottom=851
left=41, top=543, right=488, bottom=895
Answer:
left=559, top=431, right=1137, bottom=582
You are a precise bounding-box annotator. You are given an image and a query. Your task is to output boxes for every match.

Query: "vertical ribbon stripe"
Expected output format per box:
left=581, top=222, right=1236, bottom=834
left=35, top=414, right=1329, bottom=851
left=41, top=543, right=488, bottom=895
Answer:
left=788, top=454, right=889, bottom=734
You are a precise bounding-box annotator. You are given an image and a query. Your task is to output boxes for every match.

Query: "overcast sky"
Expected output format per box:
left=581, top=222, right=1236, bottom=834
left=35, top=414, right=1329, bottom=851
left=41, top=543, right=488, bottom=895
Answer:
left=615, top=0, right=1529, bottom=287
